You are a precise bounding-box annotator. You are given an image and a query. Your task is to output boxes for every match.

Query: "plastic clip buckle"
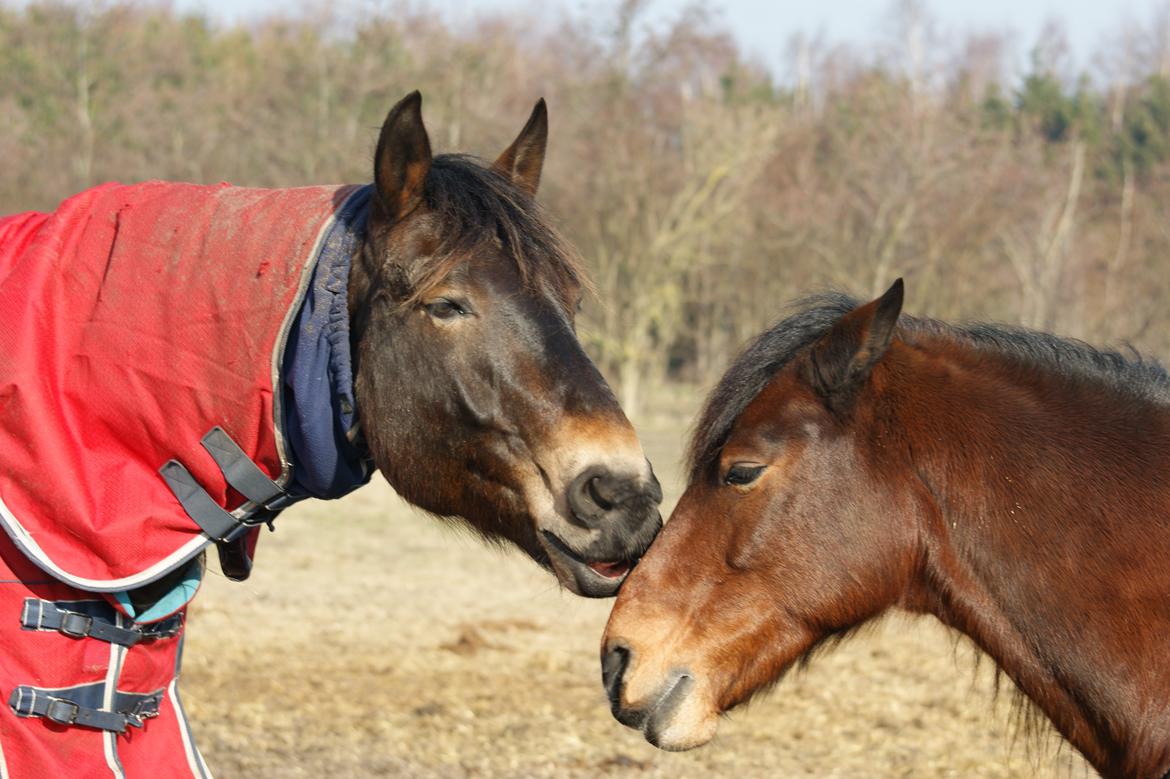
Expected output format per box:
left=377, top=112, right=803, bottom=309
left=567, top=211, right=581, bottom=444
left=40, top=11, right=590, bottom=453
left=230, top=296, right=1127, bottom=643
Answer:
left=263, top=492, right=298, bottom=513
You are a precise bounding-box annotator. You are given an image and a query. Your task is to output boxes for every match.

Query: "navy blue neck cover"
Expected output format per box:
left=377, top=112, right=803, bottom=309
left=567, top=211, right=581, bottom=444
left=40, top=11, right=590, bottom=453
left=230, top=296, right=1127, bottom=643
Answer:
left=280, top=184, right=374, bottom=500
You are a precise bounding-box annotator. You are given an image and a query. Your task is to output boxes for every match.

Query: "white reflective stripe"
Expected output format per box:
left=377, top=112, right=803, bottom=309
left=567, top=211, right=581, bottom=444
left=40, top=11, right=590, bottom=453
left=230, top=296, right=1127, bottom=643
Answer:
left=196, top=749, right=213, bottom=778
left=170, top=677, right=211, bottom=779
left=172, top=637, right=213, bottom=779
left=0, top=720, right=9, bottom=779
left=101, top=615, right=128, bottom=779
left=0, top=492, right=210, bottom=591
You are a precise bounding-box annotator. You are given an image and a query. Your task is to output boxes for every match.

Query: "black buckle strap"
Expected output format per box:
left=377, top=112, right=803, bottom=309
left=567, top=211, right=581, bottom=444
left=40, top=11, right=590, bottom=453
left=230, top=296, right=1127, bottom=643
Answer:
left=159, top=459, right=249, bottom=542
left=201, top=426, right=284, bottom=505
left=44, top=697, right=81, bottom=726
left=215, top=535, right=254, bottom=582
left=22, top=599, right=183, bottom=647
left=115, top=692, right=162, bottom=729
left=160, top=426, right=300, bottom=545
left=9, top=684, right=162, bottom=733
left=58, top=610, right=93, bottom=639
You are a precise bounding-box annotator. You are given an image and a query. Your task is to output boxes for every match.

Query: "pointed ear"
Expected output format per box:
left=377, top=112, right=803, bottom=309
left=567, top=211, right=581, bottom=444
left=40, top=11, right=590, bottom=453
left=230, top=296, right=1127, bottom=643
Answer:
left=805, top=279, right=904, bottom=410
left=492, top=98, right=548, bottom=197
left=373, top=91, right=432, bottom=223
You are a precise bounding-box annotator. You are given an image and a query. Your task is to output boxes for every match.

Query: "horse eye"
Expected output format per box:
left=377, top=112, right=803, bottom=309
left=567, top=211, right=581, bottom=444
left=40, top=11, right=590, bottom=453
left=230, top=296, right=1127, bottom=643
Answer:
left=724, top=464, right=766, bottom=487
left=425, top=299, right=465, bottom=320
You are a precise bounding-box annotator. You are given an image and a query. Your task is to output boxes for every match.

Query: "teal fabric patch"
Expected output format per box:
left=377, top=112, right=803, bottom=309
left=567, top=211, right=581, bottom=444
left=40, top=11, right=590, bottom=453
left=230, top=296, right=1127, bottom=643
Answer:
left=112, top=557, right=204, bottom=623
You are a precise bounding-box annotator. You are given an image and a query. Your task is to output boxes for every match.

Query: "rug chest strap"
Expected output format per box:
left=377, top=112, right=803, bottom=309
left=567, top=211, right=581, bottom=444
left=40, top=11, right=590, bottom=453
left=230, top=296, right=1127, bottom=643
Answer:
left=9, top=683, right=162, bottom=733
left=21, top=599, right=181, bottom=647
left=200, top=426, right=285, bottom=505
left=159, top=426, right=297, bottom=544
left=215, top=535, right=255, bottom=582
left=160, top=426, right=300, bottom=582
left=158, top=460, right=249, bottom=542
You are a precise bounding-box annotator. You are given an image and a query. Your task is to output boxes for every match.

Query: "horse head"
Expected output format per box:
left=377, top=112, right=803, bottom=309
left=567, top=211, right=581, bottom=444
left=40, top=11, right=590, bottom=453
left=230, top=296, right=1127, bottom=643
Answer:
left=601, top=281, right=912, bottom=747
left=350, top=92, right=662, bottom=597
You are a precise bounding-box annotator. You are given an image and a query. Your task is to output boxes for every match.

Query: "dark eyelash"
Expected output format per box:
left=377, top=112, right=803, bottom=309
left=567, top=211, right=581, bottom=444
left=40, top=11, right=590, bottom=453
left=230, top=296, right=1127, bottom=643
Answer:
left=724, top=464, right=765, bottom=486
left=425, top=299, right=466, bottom=319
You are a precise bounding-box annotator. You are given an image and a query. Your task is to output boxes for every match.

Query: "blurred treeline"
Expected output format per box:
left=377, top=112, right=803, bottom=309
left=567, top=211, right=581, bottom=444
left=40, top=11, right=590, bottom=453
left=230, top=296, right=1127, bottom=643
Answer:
left=4, top=1, right=1170, bottom=417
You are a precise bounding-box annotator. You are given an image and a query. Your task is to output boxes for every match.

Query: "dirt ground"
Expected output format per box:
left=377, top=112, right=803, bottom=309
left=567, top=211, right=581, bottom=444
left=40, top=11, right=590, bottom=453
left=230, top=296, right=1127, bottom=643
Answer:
left=182, top=421, right=1095, bottom=779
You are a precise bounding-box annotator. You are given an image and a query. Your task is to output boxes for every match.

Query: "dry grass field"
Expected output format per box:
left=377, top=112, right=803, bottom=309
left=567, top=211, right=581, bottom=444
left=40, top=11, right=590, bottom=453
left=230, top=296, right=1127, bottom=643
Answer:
left=182, top=419, right=1095, bottom=778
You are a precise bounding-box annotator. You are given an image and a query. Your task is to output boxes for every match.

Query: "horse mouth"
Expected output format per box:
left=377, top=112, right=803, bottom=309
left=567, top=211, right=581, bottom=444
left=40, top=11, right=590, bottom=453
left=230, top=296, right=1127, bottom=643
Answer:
left=539, top=530, right=635, bottom=597
left=588, top=559, right=633, bottom=578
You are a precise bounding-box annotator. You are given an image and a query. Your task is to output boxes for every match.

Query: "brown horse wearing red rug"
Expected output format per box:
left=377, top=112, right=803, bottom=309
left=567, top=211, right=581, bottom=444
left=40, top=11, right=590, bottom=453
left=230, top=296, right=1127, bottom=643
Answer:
left=603, top=279, right=1170, bottom=778
left=0, top=91, right=661, bottom=776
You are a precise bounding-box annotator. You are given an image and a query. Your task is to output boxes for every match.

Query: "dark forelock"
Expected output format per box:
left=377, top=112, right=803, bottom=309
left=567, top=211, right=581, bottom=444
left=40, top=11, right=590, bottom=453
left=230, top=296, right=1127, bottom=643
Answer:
left=688, top=293, right=858, bottom=481
left=410, top=154, right=587, bottom=307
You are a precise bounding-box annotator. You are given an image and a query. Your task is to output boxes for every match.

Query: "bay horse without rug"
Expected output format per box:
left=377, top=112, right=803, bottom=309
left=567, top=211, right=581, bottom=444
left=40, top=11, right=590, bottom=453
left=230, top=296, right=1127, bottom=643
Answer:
left=603, top=279, right=1170, bottom=779
left=0, top=91, right=661, bottom=776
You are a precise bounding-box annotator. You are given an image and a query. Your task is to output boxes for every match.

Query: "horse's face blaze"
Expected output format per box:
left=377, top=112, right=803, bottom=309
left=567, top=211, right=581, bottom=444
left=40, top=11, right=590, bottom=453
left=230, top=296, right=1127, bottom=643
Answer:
left=603, top=283, right=917, bottom=747
left=351, top=93, right=661, bottom=597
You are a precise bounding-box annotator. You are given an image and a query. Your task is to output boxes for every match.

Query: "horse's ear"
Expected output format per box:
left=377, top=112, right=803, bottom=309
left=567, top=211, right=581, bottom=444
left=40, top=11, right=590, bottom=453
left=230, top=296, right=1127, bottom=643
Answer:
left=805, top=279, right=904, bottom=410
left=492, top=98, right=548, bottom=197
left=373, top=91, right=432, bottom=223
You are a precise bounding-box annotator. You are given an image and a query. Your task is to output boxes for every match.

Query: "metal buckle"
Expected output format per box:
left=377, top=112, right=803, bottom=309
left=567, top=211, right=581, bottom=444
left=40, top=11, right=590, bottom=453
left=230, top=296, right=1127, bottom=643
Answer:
left=147, top=617, right=182, bottom=639
left=58, top=611, right=93, bottom=639
left=127, top=696, right=161, bottom=727
left=45, top=698, right=80, bottom=726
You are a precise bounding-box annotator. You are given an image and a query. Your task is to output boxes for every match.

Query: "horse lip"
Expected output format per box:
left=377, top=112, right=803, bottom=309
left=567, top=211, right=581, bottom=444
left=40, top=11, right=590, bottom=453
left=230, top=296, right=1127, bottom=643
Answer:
left=642, top=673, right=696, bottom=749
left=539, top=530, right=634, bottom=596
left=540, top=529, right=634, bottom=574
left=609, top=671, right=696, bottom=743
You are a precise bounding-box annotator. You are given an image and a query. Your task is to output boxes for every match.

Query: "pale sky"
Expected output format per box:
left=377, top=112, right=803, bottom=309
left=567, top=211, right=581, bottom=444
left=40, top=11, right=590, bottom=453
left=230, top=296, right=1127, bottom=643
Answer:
left=172, top=0, right=1164, bottom=77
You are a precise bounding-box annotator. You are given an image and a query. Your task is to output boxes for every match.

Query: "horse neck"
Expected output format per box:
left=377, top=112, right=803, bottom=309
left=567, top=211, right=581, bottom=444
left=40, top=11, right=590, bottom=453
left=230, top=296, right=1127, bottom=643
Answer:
left=888, top=340, right=1170, bottom=777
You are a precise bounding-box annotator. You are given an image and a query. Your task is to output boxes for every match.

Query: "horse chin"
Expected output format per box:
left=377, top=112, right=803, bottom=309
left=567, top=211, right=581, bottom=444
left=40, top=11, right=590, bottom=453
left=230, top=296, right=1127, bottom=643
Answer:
left=537, top=529, right=633, bottom=598
left=643, top=706, right=719, bottom=752
left=636, top=675, right=721, bottom=752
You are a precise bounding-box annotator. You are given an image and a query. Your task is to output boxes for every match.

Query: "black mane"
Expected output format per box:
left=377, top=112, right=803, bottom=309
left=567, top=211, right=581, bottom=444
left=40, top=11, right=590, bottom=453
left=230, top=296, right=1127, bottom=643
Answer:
left=688, top=292, right=1170, bottom=481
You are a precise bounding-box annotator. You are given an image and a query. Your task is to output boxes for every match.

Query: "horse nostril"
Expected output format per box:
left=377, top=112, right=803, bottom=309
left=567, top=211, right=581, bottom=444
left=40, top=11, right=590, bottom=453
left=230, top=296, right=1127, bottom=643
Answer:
left=602, top=644, right=632, bottom=715
left=587, top=475, right=616, bottom=510
left=568, top=466, right=622, bottom=526
left=568, top=465, right=662, bottom=530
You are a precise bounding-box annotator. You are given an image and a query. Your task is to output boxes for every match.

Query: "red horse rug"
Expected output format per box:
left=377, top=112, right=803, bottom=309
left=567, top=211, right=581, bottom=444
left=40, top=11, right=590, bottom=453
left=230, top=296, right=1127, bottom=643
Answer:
left=0, top=180, right=372, bottom=777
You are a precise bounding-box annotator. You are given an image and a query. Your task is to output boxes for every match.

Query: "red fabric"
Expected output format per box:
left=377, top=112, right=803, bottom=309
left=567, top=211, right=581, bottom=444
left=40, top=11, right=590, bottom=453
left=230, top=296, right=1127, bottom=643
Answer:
left=0, top=181, right=351, bottom=588
left=0, top=533, right=202, bottom=778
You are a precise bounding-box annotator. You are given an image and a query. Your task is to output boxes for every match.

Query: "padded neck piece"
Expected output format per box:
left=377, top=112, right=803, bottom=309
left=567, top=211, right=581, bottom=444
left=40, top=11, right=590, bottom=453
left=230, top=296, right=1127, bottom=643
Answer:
left=281, top=183, right=374, bottom=500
